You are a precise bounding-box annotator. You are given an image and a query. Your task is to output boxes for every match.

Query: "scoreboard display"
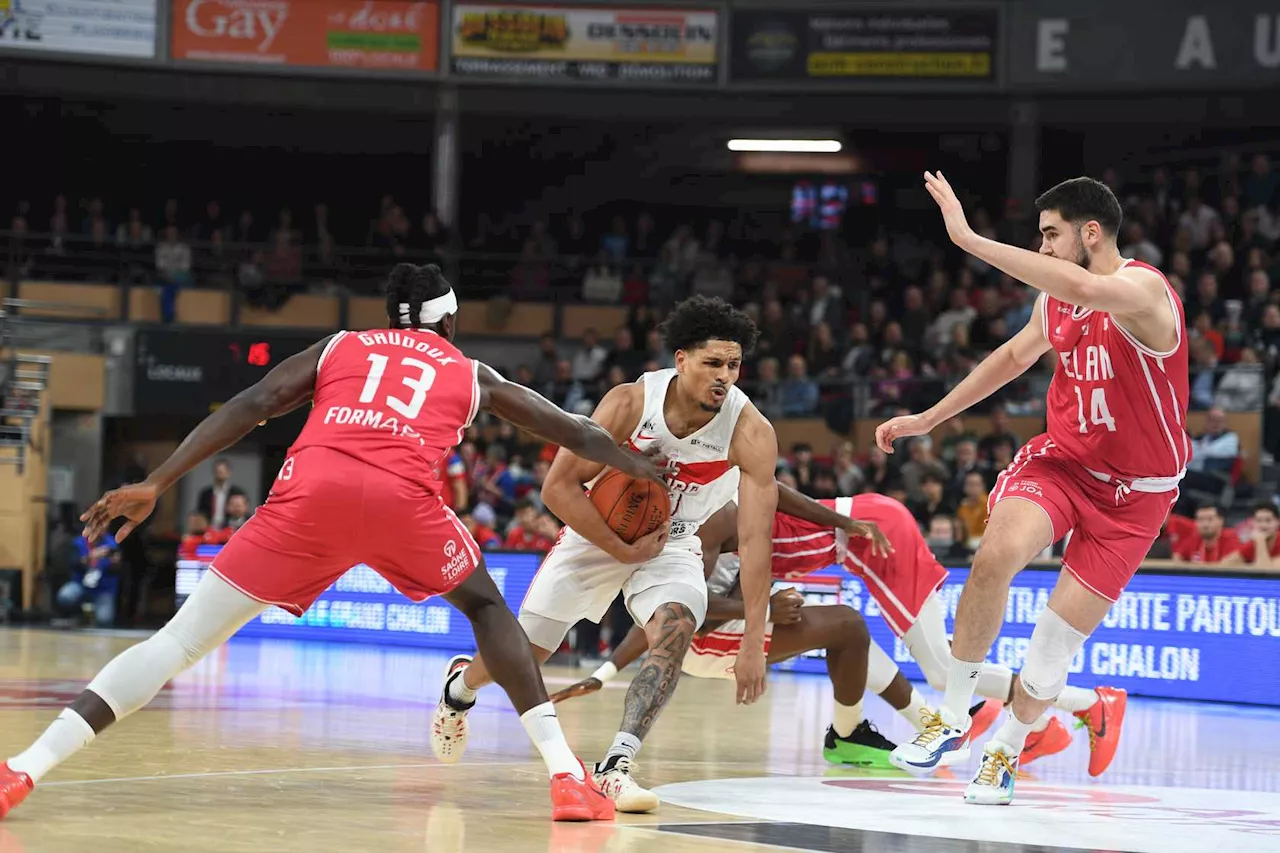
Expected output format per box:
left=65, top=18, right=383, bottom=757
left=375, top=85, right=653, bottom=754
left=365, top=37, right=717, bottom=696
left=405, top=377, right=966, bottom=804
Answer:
left=134, top=329, right=321, bottom=414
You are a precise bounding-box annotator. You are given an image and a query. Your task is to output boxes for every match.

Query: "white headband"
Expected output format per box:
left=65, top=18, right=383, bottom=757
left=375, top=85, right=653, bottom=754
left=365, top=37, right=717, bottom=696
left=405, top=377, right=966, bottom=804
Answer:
left=398, top=289, right=457, bottom=326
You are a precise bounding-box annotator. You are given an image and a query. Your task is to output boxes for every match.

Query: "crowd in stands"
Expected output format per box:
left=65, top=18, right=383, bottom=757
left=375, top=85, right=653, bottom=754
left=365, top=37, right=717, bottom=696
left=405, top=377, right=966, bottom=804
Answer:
left=9, top=152, right=1280, bottom=584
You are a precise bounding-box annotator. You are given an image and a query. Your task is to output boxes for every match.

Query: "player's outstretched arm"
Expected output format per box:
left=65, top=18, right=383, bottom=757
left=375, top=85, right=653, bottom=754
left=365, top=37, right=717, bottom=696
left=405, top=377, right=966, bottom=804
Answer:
left=924, top=170, right=1169, bottom=317
left=776, top=483, right=891, bottom=556
left=535, top=383, right=667, bottom=565
left=475, top=362, right=661, bottom=485
left=875, top=302, right=1050, bottom=452
left=80, top=337, right=330, bottom=542
left=729, top=406, right=779, bottom=705
left=549, top=625, right=651, bottom=703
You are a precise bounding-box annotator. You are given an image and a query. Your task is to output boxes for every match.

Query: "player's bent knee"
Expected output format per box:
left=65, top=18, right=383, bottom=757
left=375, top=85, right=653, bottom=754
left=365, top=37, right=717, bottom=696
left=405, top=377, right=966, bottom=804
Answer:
left=646, top=602, right=697, bottom=652
left=1020, top=606, right=1087, bottom=700
left=828, top=605, right=869, bottom=648
left=517, top=610, right=574, bottom=652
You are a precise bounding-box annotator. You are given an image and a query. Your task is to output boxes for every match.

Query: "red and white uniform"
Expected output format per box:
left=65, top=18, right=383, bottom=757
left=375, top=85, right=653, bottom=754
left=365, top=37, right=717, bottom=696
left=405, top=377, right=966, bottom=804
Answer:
left=685, top=494, right=949, bottom=678
left=522, top=369, right=748, bottom=631
left=212, top=328, right=482, bottom=616
left=990, top=261, right=1190, bottom=600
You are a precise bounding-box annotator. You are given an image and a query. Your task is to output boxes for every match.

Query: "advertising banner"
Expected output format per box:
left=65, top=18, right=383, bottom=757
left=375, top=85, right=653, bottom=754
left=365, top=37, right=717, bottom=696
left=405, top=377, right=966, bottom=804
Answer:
left=450, top=3, right=718, bottom=84
left=1010, top=0, right=1280, bottom=91
left=174, top=546, right=1280, bottom=707
left=778, top=566, right=1280, bottom=707
left=731, top=8, right=999, bottom=84
left=0, top=0, right=157, bottom=58
left=171, top=0, right=439, bottom=72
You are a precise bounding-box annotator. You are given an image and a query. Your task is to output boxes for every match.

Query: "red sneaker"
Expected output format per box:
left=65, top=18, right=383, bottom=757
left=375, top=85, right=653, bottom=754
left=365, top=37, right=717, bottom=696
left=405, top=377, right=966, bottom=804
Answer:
left=551, top=761, right=616, bottom=822
left=1020, top=717, right=1072, bottom=767
left=0, top=764, right=33, bottom=820
left=1074, top=687, right=1127, bottom=777
left=965, top=699, right=1002, bottom=744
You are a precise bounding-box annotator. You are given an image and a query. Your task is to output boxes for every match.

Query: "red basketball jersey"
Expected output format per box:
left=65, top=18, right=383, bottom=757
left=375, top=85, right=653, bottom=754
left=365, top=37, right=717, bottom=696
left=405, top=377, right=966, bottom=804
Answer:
left=770, top=508, right=840, bottom=578
left=1042, top=260, right=1190, bottom=481
left=289, top=329, right=479, bottom=490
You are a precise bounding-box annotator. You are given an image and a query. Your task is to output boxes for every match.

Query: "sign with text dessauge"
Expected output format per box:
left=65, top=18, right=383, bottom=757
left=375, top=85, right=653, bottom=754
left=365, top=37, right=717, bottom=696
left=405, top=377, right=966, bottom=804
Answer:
left=0, top=0, right=157, bottom=58
left=450, top=4, right=718, bottom=84
left=174, top=544, right=1280, bottom=706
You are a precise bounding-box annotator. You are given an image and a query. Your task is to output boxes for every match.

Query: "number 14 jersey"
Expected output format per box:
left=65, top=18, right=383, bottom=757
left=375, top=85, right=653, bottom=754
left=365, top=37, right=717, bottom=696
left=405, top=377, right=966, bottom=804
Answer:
left=290, top=329, right=480, bottom=490
left=1042, top=259, right=1190, bottom=481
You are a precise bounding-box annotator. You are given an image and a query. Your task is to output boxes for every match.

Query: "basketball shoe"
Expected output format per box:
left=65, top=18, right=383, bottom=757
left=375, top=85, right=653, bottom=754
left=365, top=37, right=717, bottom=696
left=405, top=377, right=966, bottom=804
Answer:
left=0, top=764, right=33, bottom=820
left=552, top=760, right=616, bottom=822
left=1074, top=686, right=1126, bottom=777
left=823, top=721, right=897, bottom=767
left=430, top=654, right=474, bottom=764
left=966, top=699, right=1002, bottom=743
left=964, top=741, right=1019, bottom=805
left=593, top=755, right=658, bottom=813
left=889, top=707, right=970, bottom=776
left=1019, top=717, right=1072, bottom=767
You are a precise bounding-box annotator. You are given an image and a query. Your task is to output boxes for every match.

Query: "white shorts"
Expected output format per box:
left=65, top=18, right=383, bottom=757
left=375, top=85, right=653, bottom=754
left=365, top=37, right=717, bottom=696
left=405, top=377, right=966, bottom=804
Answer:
left=520, top=531, right=709, bottom=630
left=682, top=620, right=775, bottom=680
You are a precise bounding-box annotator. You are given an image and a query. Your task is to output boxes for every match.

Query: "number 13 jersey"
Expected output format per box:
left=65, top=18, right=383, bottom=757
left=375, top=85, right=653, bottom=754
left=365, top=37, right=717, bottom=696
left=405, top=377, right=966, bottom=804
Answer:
left=289, top=329, right=480, bottom=490
left=1042, top=259, right=1190, bottom=481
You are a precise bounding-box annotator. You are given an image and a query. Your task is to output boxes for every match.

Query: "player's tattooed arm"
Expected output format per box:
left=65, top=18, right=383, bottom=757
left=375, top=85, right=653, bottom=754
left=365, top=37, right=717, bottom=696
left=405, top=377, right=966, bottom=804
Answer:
left=476, top=363, right=662, bottom=486
left=620, top=603, right=695, bottom=740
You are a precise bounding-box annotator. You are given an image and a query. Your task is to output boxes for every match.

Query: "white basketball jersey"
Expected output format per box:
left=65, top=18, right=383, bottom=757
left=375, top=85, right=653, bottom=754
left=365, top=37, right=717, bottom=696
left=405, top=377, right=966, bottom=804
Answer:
left=707, top=553, right=741, bottom=596
left=627, top=369, right=747, bottom=541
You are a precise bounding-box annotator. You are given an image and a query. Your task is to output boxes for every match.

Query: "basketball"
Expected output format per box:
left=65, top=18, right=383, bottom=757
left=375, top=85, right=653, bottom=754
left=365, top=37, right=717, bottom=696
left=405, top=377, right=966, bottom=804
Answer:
left=589, top=468, right=670, bottom=544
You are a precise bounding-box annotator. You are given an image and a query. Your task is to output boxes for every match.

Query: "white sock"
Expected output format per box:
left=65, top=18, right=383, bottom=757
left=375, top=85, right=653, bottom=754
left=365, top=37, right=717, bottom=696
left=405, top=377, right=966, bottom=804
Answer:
left=832, top=700, right=864, bottom=738
left=941, top=654, right=984, bottom=727
left=519, top=702, right=582, bottom=780
left=1052, top=685, right=1098, bottom=713
left=896, top=688, right=932, bottom=732
left=446, top=668, right=478, bottom=707
left=991, top=711, right=1036, bottom=754
left=604, top=732, right=642, bottom=764
left=1030, top=715, right=1050, bottom=733
left=7, top=709, right=96, bottom=784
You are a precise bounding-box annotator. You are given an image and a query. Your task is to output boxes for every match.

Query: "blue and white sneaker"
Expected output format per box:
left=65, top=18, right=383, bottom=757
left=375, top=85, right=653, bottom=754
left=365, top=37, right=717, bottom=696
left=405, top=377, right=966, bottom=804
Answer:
left=888, top=708, right=971, bottom=775
left=964, top=741, right=1019, bottom=805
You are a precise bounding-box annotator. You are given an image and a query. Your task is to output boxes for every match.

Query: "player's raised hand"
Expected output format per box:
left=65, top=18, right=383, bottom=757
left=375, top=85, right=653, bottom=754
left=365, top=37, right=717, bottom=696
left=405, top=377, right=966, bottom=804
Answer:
left=549, top=676, right=605, bottom=704
left=733, top=643, right=767, bottom=705
left=874, top=412, right=932, bottom=453
left=79, top=482, right=159, bottom=543
left=847, top=520, right=893, bottom=557
left=923, top=171, right=976, bottom=248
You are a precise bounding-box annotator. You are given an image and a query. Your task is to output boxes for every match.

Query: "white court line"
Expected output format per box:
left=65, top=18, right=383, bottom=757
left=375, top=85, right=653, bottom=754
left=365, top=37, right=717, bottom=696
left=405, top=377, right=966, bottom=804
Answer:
left=41, top=761, right=536, bottom=788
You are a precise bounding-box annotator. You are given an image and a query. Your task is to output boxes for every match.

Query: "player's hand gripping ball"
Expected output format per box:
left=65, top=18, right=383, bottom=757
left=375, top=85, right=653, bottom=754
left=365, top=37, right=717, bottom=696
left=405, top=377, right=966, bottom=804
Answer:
left=589, top=469, right=671, bottom=544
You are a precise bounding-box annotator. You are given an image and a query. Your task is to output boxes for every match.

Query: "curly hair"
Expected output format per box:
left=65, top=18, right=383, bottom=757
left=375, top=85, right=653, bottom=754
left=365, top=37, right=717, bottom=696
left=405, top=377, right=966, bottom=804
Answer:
left=658, top=296, right=760, bottom=354
left=385, top=263, right=451, bottom=328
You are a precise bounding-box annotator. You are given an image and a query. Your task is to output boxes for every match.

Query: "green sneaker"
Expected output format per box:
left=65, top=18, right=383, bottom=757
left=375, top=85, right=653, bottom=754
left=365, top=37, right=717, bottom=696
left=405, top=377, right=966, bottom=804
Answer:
left=823, top=720, right=898, bottom=767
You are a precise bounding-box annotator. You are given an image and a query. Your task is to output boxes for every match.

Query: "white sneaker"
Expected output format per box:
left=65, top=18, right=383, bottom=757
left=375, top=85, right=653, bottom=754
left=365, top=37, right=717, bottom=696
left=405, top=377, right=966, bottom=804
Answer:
left=431, top=654, right=474, bottom=765
left=889, top=707, right=971, bottom=776
left=964, top=741, right=1019, bottom=805
left=593, top=755, right=659, bottom=813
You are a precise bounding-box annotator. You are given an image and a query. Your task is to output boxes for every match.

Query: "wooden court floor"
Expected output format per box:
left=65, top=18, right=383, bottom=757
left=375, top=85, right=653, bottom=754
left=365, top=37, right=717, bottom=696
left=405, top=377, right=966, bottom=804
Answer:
left=1, top=629, right=1278, bottom=853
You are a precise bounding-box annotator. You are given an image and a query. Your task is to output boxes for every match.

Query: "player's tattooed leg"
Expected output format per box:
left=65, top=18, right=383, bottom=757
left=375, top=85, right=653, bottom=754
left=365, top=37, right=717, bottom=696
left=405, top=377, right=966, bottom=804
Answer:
left=620, top=603, right=695, bottom=740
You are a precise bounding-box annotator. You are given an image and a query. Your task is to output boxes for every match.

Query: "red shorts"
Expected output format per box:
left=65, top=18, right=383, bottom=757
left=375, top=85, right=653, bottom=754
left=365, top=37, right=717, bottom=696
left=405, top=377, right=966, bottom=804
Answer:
left=212, top=447, right=480, bottom=616
left=988, top=435, right=1179, bottom=602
